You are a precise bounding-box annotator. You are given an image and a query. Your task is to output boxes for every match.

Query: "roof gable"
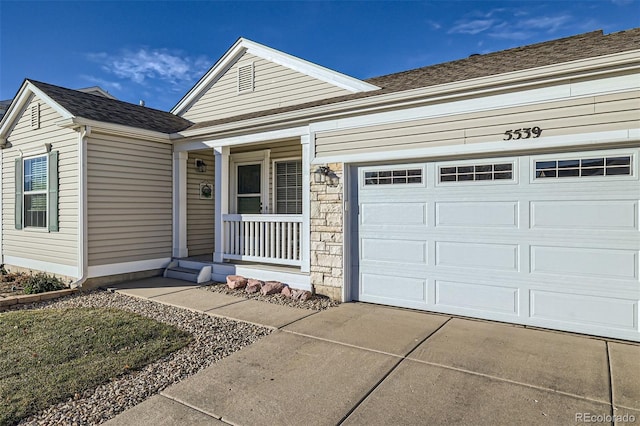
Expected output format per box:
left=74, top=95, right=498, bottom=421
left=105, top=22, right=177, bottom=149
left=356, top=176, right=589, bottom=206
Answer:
left=171, top=38, right=380, bottom=116
left=184, top=28, right=640, bottom=132
left=1, top=80, right=191, bottom=139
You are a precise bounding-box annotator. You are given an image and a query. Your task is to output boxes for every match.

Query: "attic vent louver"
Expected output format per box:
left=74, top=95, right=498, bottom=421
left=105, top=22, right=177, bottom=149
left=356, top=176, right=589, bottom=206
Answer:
left=30, top=103, right=40, bottom=130
left=238, top=63, right=254, bottom=93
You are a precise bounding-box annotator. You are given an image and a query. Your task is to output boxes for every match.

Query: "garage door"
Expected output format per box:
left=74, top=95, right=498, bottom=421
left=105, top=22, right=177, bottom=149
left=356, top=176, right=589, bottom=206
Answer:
left=351, top=147, right=640, bottom=341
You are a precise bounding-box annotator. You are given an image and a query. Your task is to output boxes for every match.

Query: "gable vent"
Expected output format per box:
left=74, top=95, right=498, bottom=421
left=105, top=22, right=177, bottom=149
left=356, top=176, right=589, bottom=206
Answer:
left=30, top=103, right=40, bottom=130
left=238, top=63, right=254, bottom=93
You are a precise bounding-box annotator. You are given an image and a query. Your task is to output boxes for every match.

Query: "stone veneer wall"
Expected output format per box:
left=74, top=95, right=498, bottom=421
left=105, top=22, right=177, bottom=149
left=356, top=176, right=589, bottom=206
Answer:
left=310, top=162, right=344, bottom=301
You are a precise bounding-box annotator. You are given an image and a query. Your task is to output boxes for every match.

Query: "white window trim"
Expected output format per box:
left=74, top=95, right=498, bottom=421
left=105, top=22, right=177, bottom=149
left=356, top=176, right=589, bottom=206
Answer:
left=229, top=149, right=270, bottom=213
left=359, top=163, right=426, bottom=190
left=23, top=153, right=48, bottom=230
left=435, top=158, right=518, bottom=187
left=530, top=150, right=637, bottom=184
left=272, top=156, right=303, bottom=214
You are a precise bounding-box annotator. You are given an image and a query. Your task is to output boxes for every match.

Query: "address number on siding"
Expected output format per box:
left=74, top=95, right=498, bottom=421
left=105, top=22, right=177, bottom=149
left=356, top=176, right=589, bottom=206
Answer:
left=504, top=126, right=542, bottom=140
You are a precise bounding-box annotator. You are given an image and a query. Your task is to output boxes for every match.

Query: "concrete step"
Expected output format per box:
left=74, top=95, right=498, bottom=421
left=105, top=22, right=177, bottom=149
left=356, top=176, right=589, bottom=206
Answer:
left=165, top=267, right=200, bottom=283
left=163, top=261, right=212, bottom=284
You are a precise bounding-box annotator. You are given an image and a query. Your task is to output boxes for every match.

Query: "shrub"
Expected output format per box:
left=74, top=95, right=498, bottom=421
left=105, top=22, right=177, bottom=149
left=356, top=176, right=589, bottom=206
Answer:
left=0, top=264, right=7, bottom=275
left=22, top=272, right=67, bottom=294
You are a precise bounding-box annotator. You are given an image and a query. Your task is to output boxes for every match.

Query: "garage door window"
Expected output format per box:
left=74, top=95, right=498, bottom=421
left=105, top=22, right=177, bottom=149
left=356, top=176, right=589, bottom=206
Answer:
left=439, top=163, right=513, bottom=182
left=364, top=169, right=422, bottom=185
left=535, top=156, right=631, bottom=178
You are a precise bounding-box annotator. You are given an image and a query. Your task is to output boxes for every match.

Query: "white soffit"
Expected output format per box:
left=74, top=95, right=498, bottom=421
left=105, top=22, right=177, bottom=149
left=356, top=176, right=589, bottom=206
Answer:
left=171, top=38, right=380, bottom=116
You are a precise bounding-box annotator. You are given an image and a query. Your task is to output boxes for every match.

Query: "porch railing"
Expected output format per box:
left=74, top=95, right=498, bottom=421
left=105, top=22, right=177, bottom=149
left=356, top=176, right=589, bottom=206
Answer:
left=222, top=214, right=303, bottom=266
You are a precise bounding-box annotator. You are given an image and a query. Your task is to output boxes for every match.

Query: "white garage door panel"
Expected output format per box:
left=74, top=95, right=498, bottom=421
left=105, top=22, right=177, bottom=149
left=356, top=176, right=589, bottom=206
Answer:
left=435, top=241, right=519, bottom=271
left=361, top=273, right=427, bottom=303
left=435, top=280, right=519, bottom=315
left=531, top=291, right=638, bottom=331
left=530, top=200, right=638, bottom=230
left=530, top=246, right=638, bottom=279
left=436, top=201, right=519, bottom=228
left=360, top=202, right=426, bottom=225
left=361, top=238, right=427, bottom=264
left=353, top=147, right=640, bottom=341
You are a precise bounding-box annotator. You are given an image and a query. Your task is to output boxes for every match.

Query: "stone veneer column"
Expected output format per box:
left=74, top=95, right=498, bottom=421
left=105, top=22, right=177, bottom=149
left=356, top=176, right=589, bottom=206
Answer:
left=310, top=162, right=344, bottom=301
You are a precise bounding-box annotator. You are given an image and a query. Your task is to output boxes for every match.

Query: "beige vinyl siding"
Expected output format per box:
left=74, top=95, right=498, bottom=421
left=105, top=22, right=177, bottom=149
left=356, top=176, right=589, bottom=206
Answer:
left=87, top=135, right=172, bottom=266
left=182, top=53, right=351, bottom=123
left=230, top=139, right=301, bottom=214
left=315, top=90, right=640, bottom=157
left=187, top=150, right=215, bottom=256
left=1, top=95, right=79, bottom=269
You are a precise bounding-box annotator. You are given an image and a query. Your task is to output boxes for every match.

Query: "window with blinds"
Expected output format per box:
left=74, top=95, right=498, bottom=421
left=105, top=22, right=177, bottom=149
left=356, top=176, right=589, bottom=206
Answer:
left=275, top=160, right=302, bottom=214
left=24, top=155, right=47, bottom=228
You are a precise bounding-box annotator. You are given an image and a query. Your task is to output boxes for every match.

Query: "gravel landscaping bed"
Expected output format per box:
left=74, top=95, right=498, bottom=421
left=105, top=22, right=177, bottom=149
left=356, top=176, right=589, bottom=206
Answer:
left=202, top=282, right=340, bottom=311
left=11, top=290, right=271, bottom=425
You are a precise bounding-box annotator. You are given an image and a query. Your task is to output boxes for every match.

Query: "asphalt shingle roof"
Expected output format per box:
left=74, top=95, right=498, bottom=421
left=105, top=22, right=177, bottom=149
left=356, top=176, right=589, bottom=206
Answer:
left=19, top=29, right=640, bottom=134
left=29, top=80, right=192, bottom=134
left=187, top=28, right=640, bottom=130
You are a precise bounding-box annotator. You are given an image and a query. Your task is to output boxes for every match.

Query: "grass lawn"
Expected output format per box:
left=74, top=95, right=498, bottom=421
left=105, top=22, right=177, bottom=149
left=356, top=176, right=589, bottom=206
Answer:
left=0, top=308, right=192, bottom=425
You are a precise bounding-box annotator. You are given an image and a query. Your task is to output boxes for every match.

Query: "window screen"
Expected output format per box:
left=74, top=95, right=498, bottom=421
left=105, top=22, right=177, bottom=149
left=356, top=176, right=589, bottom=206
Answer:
left=275, top=160, right=302, bottom=214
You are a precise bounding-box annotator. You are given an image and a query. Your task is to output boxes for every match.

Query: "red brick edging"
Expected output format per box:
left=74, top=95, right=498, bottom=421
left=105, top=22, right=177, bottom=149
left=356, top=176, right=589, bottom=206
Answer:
left=0, top=288, right=78, bottom=308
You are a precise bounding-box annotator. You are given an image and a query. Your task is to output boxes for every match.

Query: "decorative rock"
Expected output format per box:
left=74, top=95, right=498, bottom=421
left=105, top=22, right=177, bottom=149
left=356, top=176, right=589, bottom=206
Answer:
left=245, top=279, right=263, bottom=294
left=260, top=281, right=284, bottom=296
left=292, top=289, right=312, bottom=301
left=281, top=285, right=292, bottom=298
left=226, top=275, right=247, bottom=289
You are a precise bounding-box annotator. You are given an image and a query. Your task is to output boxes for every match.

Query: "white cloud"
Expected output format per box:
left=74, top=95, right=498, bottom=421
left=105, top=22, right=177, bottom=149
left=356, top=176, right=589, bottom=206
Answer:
left=448, top=19, right=495, bottom=35
left=88, top=48, right=210, bottom=87
left=79, top=75, right=123, bottom=92
left=448, top=8, right=576, bottom=40
left=426, top=19, right=441, bottom=30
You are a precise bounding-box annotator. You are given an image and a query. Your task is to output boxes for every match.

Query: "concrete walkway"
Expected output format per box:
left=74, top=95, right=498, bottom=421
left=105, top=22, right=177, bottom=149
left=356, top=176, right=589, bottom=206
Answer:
left=105, top=277, right=640, bottom=425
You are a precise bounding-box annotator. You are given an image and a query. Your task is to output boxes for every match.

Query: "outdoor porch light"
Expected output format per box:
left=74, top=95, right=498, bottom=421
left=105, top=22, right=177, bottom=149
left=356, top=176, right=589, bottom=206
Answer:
left=314, top=166, right=339, bottom=187
left=313, top=166, right=330, bottom=184
left=195, top=158, right=207, bottom=173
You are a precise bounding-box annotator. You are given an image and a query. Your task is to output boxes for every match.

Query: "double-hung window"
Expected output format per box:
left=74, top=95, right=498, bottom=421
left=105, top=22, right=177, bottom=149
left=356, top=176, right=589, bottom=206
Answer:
left=23, top=156, right=48, bottom=228
left=15, top=151, right=58, bottom=231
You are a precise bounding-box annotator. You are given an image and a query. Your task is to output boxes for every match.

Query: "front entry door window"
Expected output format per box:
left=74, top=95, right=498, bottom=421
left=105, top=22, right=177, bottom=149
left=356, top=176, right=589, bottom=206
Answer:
left=237, top=163, right=262, bottom=213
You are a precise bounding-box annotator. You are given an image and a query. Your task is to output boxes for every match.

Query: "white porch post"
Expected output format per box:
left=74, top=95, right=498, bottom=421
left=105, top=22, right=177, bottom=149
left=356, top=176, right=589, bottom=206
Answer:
left=172, top=151, right=188, bottom=258
left=300, top=135, right=311, bottom=273
left=214, top=146, right=230, bottom=263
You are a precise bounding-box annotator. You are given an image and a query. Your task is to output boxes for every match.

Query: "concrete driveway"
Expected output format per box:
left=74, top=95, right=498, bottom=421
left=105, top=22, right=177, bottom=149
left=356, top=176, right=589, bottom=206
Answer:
left=106, top=279, right=640, bottom=425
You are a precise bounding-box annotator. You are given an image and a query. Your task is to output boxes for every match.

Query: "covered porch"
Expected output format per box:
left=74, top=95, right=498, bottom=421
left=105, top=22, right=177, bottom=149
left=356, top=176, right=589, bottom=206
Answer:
left=171, top=130, right=312, bottom=288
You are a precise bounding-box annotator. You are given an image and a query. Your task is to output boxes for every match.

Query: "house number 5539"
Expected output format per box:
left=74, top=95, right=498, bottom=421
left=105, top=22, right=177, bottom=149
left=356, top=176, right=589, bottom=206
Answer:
left=504, top=126, right=542, bottom=140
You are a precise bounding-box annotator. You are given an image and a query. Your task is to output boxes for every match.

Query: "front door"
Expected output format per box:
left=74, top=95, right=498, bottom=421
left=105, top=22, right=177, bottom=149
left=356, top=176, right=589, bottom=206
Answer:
left=237, top=163, right=262, bottom=213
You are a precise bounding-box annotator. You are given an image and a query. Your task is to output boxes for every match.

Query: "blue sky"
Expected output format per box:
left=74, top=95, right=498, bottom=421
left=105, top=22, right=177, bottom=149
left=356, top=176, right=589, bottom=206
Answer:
left=1, top=1, right=638, bottom=111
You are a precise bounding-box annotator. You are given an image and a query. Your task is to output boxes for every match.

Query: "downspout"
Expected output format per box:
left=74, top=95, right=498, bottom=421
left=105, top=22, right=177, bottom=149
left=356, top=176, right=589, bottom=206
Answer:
left=71, top=125, right=90, bottom=288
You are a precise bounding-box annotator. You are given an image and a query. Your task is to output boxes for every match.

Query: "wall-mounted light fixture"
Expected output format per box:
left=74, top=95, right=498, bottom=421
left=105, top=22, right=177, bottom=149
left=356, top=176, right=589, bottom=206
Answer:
left=313, top=166, right=339, bottom=187
left=195, top=158, right=207, bottom=173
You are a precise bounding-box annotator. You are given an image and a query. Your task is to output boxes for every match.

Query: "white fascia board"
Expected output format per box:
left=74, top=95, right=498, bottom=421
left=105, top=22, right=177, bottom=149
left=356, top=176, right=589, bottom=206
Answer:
left=176, top=51, right=640, bottom=140
left=313, top=129, right=640, bottom=165
left=171, top=38, right=379, bottom=116
left=0, top=81, right=74, bottom=139
left=58, top=117, right=172, bottom=143
left=241, top=39, right=379, bottom=93
left=87, top=257, right=172, bottom=278
left=173, top=126, right=308, bottom=152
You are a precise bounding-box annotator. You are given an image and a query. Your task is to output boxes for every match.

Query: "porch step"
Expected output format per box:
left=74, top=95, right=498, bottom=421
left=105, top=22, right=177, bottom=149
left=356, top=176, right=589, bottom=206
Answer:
left=163, top=260, right=212, bottom=284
